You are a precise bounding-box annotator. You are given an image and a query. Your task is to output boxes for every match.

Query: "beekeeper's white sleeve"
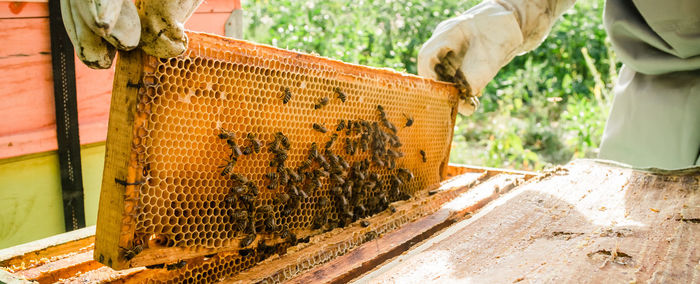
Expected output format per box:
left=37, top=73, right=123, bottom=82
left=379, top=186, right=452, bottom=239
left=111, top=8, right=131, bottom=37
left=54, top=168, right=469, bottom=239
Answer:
left=417, top=0, right=575, bottom=113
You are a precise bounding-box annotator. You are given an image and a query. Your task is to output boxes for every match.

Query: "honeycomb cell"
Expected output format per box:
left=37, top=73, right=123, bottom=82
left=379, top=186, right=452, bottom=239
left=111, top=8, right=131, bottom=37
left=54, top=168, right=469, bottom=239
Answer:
left=101, top=31, right=457, bottom=277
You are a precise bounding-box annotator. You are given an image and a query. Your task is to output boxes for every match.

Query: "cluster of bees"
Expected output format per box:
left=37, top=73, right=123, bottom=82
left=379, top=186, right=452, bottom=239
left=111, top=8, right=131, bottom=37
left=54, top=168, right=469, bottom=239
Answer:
left=214, top=87, right=423, bottom=254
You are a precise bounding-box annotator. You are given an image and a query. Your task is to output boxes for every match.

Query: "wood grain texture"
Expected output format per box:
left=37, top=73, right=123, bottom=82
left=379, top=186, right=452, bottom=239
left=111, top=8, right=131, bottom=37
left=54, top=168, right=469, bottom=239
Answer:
left=0, top=2, right=47, bottom=19
left=93, top=50, right=144, bottom=270
left=289, top=173, right=525, bottom=284
left=356, top=160, right=700, bottom=283
left=1, top=164, right=500, bottom=283
left=0, top=3, right=232, bottom=159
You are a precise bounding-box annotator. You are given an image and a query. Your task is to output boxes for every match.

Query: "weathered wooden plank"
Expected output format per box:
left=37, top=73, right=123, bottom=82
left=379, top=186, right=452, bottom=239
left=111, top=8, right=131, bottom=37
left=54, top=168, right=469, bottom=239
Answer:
left=0, top=165, right=497, bottom=283
left=289, top=173, right=524, bottom=284
left=356, top=160, right=700, bottom=283
left=92, top=50, right=144, bottom=270
left=223, top=171, right=502, bottom=283
left=0, top=5, right=231, bottom=159
left=0, top=227, right=94, bottom=270
left=0, top=2, right=47, bottom=19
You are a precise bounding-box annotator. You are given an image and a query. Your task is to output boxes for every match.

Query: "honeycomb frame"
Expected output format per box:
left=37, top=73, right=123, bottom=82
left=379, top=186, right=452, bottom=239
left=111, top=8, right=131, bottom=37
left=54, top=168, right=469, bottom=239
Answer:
left=95, top=31, right=459, bottom=269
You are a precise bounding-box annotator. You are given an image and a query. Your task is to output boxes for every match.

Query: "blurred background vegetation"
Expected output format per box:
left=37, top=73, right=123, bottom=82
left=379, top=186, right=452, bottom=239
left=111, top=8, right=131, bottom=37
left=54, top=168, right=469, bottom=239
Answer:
left=243, top=0, right=619, bottom=171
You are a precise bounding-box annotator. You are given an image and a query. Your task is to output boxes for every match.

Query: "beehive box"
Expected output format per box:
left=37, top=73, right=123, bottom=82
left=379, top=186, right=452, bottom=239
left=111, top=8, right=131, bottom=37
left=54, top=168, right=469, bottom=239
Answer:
left=95, top=31, right=460, bottom=270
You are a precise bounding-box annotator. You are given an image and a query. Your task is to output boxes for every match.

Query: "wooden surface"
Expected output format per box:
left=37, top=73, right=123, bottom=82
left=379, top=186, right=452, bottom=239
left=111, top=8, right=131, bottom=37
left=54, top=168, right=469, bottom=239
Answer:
left=0, top=0, right=234, bottom=159
left=93, top=50, right=144, bottom=270
left=1, top=164, right=521, bottom=283
left=289, top=173, right=525, bottom=284
left=354, top=160, right=700, bottom=283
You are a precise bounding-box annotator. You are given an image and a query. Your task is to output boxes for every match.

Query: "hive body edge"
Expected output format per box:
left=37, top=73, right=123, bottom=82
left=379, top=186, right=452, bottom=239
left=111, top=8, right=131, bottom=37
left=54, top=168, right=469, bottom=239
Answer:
left=94, top=50, right=145, bottom=270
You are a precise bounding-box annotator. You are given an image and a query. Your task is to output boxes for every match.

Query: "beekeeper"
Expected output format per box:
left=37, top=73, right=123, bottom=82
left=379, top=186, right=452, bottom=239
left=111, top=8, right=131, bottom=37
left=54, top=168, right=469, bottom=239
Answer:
left=418, top=0, right=700, bottom=169
left=60, top=0, right=203, bottom=69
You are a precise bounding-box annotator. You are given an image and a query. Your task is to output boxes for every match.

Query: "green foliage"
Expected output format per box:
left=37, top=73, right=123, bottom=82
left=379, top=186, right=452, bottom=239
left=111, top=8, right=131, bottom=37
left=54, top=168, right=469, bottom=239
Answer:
left=243, top=0, right=617, bottom=171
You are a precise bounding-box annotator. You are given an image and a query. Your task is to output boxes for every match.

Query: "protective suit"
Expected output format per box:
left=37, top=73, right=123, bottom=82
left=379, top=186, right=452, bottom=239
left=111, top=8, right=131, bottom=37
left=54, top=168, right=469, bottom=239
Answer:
left=61, top=0, right=203, bottom=69
left=418, top=0, right=700, bottom=169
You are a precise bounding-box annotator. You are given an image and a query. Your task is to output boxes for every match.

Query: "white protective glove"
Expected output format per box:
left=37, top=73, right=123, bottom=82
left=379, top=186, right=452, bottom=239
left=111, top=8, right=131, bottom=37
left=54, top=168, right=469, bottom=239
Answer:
left=61, top=0, right=203, bottom=69
left=418, top=0, right=575, bottom=115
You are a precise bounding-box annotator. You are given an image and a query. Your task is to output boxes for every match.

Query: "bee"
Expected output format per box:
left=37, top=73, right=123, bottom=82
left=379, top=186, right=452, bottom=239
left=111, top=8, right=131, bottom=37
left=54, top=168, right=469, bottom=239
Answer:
left=332, top=174, right=345, bottom=185
left=359, top=136, right=369, bottom=152
left=331, top=186, right=343, bottom=196
left=325, top=133, right=338, bottom=149
left=287, top=168, right=301, bottom=183
left=281, top=87, right=292, bottom=104
left=166, top=260, right=187, bottom=270
left=288, top=184, right=300, bottom=197
left=313, top=177, right=323, bottom=189
left=338, top=156, right=350, bottom=169
left=258, top=205, right=273, bottom=214
left=371, top=155, right=385, bottom=167
left=231, top=173, right=248, bottom=184
left=318, top=197, right=330, bottom=207
left=403, top=113, right=414, bottom=127
left=312, top=123, right=328, bottom=133
left=218, top=127, right=236, bottom=140
left=326, top=220, right=339, bottom=231
left=278, top=167, right=289, bottom=185
left=231, top=210, right=248, bottom=231
left=334, top=87, right=347, bottom=102
left=353, top=121, right=362, bottom=133
left=219, top=159, right=237, bottom=177
left=360, top=220, right=370, bottom=227
left=336, top=120, right=346, bottom=132
left=345, top=120, right=353, bottom=135
left=279, top=228, right=290, bottom=240
left=242, top=146, right=253, bottom=155
left=239, top=194, right=256, bottom=210
left=392, top=175, right=403, bottom=186
left=356, top=204, right=367, bottom=216
left=240, top=234, right=256, bottom=248
left=275, top=132, right=290, bottom=150
left=398, top=168, right=414, bottom=182
left=265, top=172, right=278, bottom=189
left=314, top=97, right=330, bottom=109
left=344, top=138, right=354, bottom=155
left=303, top=181, right=316, bottom=193
left=298, top=188, right=309, bottom=199
left=377, top=105, right=386, bottom=119
left=387, top=158, right=396, bottom=170
left=343, top=209, right=354, bottom=219
left=275, top=192, right=290, bottom=204
left=382, top=119, right=397, bottom=134
left=298, top=159, right=312, bottom=172
left=377, top=193, right=388, bottom=205
left=246, top=182, right=259, bottom=196
left=387, top=149, right=400, bottom=158
left=338, top=196, right=349, bottom=209
left=419, top=150, right=427, bottom=162
left=122, top=244, right=143, bottom=261
left=308, top=142, right=320, bottom=159
left=230, top=141, right=243, bottom=157
left=264, top=217, right=278, bottom=232
left=231, top=184, right=247, bottom=195
left=247, top=133, right=261, bottom=153
left=311, top=214, right=327, bottom=229
left=224, top=192, right=237, bottom=205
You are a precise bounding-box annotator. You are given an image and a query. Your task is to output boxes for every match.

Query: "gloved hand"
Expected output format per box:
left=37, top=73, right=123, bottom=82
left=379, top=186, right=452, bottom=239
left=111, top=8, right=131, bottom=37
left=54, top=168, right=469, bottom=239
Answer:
left=61, top=0, right=203, bottom=69
left=418, top=0, right=575, bottom=115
